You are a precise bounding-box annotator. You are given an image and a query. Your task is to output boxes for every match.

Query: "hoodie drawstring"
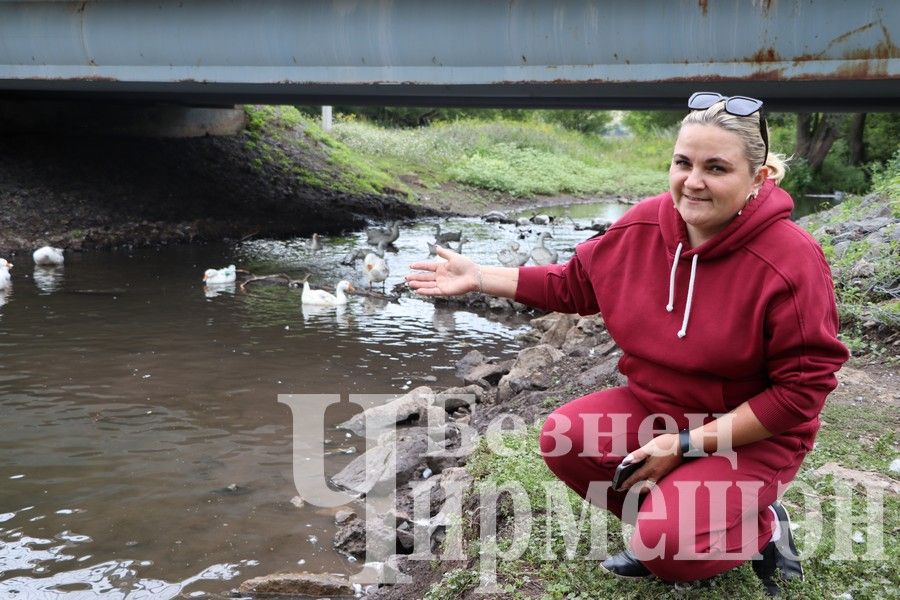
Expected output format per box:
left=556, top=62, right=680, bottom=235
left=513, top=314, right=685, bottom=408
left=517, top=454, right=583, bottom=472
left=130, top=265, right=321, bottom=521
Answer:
left=666, top=242, right=699, bottom=339
left=666, top=242, right=683, bottom=312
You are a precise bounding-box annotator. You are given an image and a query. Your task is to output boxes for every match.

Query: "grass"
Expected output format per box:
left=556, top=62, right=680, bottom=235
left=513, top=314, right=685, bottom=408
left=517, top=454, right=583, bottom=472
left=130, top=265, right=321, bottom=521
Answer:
left=242, top=105, right=408, bottom=197
left=330, top=117, right=670, bottom=200
left=425, top=411, right=899, bottom=600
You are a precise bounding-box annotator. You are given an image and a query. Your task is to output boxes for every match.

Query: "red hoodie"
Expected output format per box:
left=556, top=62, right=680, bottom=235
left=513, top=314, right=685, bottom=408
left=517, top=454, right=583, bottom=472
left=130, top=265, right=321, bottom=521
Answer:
left=516, top=179, right=849, bottom=448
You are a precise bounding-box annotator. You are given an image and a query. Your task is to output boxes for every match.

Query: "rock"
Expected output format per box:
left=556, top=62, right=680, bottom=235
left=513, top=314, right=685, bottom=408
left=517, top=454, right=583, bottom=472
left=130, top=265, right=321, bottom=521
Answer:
left=574, top=354, right=620, bottom=389
left=289, top=496, right=305, bottom=509
left=889, top=458, right=900, bottom=474
left=238, top=572, right=354, bottom=597
left=810, top=462, right=900, bottom=495
left=483, top=210, right=512, bottom=224
left=455, top=350, right=485, bottom=380
left=425, top=426, right=470, bottom=474
left=497, top=344, right=565, bottom=402
left=331, top=429, right=429, bottom=494
left=849, top=259, right=876, bottom=278
left=336, top=387, right=435, bottom=437
left=530, top=312, right=568, bottom=333
left=462, top=360, right=514, bottom=389
left=335, top=510, right=356, bottom=525
left=333, top=512, right=415, bottom=559
left=539, top=313, right=579, bottom=348
left=333, top=518, right=371, bottom=559
left=852, top=531, right=865, bottom=544
left=433, top=385, right=484, bottom=412
left=486, top=296, right=515, bottom=310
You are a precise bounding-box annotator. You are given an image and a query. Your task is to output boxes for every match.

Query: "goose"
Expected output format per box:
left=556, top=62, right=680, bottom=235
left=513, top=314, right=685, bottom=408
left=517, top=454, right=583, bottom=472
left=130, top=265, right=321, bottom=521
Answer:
left=497, top=241, right=529, bottom=267
left=530, top=232, right=558, bottom=265
left=302, top=278, right=354, bottom=306
left=307, top=233, right=323, bottom=253
left=203, top=265, right=236, bottom=284
left=366, top=221, right=400, bottom=247
left=33, top=246, right=64, bottom=266
left=363, top=248, right=390, bottom=291
left=433, top=224, right=462, bottom=245
left=0, top=259, right=12, bottom=291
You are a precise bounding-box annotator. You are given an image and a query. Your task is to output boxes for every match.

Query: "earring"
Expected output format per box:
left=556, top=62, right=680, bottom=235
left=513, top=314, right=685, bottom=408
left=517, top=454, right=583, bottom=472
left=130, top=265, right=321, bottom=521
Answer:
left=738, top=192, right=756, bottom=216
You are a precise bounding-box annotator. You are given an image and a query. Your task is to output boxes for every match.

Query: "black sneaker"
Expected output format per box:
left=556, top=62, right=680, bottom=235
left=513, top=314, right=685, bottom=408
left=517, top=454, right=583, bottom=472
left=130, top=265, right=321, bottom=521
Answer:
left=600, top=549, right=652, bottom=579
left=752, top=501, right=803, bottom=597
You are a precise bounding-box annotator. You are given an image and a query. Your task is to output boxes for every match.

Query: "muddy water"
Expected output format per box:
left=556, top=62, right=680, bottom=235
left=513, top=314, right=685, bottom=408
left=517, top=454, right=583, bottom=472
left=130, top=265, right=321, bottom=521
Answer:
left=0, top=202, right=631, bottom=599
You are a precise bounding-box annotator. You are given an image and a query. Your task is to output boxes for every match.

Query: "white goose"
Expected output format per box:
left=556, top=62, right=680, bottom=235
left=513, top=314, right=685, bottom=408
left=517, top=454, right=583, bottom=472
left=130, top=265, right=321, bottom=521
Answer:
left=203, top=265, right=236, bottom=284
left=497, top=241, right=529, bottom=267
left=530, top=232, right=558, bottom=265
left=307, top=233, right=323, bottom=253
left=0, top=259, right=12, bottom=291
left=363, top=247, right=390, bottom=291
left=302, top=279, right=354, bottom=306
left=33, top=246, right=64, bottom=266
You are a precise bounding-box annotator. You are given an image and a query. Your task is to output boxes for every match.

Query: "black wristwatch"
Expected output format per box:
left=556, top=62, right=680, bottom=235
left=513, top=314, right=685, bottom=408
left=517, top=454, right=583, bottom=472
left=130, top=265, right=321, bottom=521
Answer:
left=679, top=429, right=697, bottom=460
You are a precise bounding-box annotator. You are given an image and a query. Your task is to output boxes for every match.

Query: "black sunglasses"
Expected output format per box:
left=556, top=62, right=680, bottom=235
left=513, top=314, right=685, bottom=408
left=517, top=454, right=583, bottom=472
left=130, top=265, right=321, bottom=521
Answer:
left=687, top=91, right=769, bottom=160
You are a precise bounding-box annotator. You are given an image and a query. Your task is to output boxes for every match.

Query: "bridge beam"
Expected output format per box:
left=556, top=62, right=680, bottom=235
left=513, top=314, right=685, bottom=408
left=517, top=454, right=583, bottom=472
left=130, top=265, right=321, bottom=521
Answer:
left=0, top=0, right=897, bottom=111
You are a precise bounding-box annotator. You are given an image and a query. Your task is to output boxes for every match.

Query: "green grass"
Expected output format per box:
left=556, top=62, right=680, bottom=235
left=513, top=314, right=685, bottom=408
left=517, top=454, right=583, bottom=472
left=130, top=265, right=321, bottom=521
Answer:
left=330, top=117, right=670, bottom=199
left=428, top=413, right=899, bottom=600
left=242, top=105, right=407, bottom=196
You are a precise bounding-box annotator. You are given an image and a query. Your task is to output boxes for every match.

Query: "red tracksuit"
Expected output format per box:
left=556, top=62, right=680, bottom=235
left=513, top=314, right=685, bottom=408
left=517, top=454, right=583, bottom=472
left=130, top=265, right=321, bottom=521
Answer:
left=515, top=179, right=849, bottom=581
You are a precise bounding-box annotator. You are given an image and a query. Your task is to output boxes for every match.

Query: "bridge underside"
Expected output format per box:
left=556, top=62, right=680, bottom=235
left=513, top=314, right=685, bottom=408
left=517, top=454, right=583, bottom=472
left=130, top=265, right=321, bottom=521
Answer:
left=1, top=0, right=897, bottom=111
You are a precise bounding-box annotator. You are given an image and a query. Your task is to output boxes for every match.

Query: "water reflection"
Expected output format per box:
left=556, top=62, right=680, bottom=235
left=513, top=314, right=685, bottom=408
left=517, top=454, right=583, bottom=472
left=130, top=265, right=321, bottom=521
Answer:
left=301, top=302, right=351, bottom=328
left=203, top=281, right=236, bottom=299
left=33, top=266, right=65, bottom=294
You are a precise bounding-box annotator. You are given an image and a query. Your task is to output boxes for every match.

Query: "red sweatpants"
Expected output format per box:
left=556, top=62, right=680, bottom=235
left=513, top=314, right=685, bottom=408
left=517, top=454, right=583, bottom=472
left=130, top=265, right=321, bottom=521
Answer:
left=539, top=386, right=806, bottom=582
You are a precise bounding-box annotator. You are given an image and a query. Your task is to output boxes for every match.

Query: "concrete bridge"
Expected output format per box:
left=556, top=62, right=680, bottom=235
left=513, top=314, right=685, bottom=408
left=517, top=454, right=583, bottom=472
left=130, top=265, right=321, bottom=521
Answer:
left=0, top=0, right=897, bottom=111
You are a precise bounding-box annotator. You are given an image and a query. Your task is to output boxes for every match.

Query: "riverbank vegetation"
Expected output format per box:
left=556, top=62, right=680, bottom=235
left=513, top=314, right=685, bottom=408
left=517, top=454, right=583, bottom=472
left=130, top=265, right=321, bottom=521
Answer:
left=278, top=106, right=898, bottom=203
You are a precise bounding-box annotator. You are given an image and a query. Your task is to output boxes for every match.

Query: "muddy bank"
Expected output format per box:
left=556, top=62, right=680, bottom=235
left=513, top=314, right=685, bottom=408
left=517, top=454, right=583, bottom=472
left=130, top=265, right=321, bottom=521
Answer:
left=0, top=131, right=436, bottom=255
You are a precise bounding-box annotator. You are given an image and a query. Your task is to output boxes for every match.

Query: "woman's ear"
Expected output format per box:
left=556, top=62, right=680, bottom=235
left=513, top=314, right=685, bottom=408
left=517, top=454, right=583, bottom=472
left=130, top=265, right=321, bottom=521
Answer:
left=754, top=165, right=770, bottom=187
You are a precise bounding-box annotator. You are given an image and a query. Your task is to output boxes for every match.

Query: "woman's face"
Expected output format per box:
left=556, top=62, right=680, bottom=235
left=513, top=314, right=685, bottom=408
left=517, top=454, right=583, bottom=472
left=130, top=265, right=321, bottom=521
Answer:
left=669, top=123, right=766, bottom=246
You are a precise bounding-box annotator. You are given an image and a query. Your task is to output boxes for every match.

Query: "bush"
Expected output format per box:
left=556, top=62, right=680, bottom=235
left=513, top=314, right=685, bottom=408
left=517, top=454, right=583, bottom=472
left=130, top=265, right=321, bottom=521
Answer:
left=622, top=110, right=683, bottom=135
left=869, top=148, right=900, bottom=202
left=534, top=110, right=613, bottom=135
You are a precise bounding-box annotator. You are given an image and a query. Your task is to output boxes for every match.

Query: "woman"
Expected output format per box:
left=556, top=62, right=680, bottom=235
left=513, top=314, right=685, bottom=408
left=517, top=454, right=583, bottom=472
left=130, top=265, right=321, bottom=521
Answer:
left=405, top=93, right=848, bottom=596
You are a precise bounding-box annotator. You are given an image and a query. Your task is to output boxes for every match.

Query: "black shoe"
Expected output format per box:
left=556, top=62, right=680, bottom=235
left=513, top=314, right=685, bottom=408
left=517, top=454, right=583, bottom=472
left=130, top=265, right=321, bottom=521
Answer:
left=600, top=549, right=652, bottom=579
left=752, top=501, right=803, bottom=597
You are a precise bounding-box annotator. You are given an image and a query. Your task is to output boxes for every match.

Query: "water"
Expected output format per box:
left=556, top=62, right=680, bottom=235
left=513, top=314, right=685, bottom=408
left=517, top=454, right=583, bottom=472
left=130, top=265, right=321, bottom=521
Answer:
left=0, top=202, right=632, bottom=599
left=0, top=192, right=827, bottom=598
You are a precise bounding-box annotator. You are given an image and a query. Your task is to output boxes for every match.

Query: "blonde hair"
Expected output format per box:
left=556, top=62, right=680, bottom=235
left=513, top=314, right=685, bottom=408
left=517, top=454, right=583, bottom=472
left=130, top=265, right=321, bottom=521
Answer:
left=680, top=101, right=788, bottom=184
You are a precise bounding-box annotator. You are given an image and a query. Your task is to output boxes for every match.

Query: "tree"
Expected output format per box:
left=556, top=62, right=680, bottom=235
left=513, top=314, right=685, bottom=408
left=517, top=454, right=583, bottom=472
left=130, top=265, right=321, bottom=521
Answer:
left=795, top=113, right=841, bottom=173
left=848, top=113, right=866, bottom=166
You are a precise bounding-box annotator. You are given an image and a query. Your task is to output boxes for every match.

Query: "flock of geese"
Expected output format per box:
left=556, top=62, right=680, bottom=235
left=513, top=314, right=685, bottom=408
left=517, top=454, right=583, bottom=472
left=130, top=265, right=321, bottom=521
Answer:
left=0, top=246, right=65, bottom=293
left=0, top=217, right=565, bottom=308
left=201, top=214, right=563, bottom=308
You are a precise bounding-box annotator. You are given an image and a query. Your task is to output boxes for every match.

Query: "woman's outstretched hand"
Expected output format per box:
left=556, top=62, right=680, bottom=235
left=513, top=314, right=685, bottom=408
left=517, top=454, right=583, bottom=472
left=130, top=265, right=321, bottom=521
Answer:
left=406, top=245, right=479, bottom=297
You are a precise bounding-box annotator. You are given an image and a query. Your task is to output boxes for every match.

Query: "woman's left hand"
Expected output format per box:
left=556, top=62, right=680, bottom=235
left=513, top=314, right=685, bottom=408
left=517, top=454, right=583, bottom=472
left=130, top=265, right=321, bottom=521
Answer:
left=619, top=433, right=682, bottom=494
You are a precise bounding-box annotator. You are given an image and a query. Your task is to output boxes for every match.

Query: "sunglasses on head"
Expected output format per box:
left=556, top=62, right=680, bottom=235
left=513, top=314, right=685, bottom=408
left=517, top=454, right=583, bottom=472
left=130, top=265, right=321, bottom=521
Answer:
left=687, top=91, right=769, bottom=160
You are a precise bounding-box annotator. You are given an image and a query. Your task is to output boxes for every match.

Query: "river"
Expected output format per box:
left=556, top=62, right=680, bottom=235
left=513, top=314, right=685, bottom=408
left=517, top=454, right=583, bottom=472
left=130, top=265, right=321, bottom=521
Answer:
left=0, top=195, right=829, bottom=598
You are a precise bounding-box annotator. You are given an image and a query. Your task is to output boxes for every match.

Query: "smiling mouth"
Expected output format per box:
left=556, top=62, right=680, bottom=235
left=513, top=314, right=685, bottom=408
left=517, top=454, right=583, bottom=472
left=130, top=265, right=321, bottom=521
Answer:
left=684, top=194, right=710, bottom=202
